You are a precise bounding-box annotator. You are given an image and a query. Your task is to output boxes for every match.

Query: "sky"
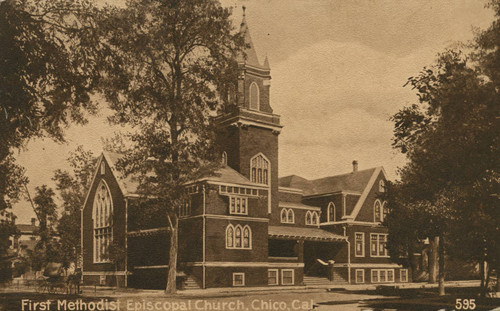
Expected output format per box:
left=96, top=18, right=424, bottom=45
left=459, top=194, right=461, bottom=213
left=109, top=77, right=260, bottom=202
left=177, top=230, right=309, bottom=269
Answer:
left=13, top=0, right=496, bottom=223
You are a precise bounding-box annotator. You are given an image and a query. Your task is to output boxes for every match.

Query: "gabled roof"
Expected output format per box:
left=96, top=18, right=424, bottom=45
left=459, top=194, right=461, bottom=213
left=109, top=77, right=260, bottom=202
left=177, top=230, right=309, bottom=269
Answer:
left=91, top=152, right=263, bottom=200
left=279, top=167, right=378, bottom=196
left=16, top=224, right=37, bottom=233
left=279, top=167, right=388, bottom=220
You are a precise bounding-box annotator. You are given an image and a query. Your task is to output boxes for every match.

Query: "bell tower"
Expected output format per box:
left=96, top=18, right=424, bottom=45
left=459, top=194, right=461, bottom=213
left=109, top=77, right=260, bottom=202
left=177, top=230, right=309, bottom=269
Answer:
left=215, top=8, right=282, bottom=214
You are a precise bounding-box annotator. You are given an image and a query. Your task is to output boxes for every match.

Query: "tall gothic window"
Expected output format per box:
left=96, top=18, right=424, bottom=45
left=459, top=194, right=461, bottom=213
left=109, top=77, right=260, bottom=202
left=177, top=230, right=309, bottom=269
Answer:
left=249, top=82, right=260, bottom=110
left=250, top=153, right=269, bottom=185
left=93, top=180, right=113, bottom=263
left=327, top=202, right=335, bottom=222
left=226, top=224, right=251, bottom=249
left=221, top=151, right=227, bottom=166
left=374, top=200, right=382, bottom=222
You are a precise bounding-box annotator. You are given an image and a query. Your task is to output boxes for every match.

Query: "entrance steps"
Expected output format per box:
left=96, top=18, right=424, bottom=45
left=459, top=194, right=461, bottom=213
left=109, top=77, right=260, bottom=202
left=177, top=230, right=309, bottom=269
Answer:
left=182, top=276, right=201, bottom=290
left=304, top=274, right=349, bottom=286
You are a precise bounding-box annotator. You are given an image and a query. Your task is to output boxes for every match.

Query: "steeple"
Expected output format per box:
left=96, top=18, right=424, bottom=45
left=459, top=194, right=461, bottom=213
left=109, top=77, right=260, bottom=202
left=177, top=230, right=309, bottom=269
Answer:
left=238, top=6, right=264, bottom=69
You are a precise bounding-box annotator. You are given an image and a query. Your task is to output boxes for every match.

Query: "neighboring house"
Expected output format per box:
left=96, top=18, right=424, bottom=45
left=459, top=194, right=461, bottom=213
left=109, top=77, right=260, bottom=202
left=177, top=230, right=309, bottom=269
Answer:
left=81, top=14, right=408, bottom=289
left=13, top=218, right=39, bottom=257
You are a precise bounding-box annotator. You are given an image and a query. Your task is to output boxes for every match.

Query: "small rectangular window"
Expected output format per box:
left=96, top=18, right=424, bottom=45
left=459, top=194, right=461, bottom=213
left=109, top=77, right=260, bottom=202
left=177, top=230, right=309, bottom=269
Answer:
left=229, top=196, right=248, bottom=215
left=232, top=273, right=245, bottom=287
left=355, top=233, right=365, bottom=257
left=100, top=162, right=105, bottom=175
left=268, top=269, right=278, bottom=285
left=281, top=269, right=294, bottom=285
left=400, top=269, right=408, bottom=282
left=387, top=269, right=394, bottom=282
left=371, top=270, right=378, bottom=283
left=355, top=269, right=365, bottom=284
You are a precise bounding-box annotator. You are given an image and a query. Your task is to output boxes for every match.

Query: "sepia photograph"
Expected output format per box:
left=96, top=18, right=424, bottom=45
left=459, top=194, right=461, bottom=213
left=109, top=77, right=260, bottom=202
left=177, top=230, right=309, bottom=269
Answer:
left=1, top=0, right=499, bottom=310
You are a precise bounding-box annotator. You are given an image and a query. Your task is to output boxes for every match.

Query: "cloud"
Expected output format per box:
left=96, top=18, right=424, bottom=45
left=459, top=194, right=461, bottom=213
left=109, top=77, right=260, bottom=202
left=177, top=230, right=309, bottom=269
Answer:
left=272, top=40, right=440, bottom=179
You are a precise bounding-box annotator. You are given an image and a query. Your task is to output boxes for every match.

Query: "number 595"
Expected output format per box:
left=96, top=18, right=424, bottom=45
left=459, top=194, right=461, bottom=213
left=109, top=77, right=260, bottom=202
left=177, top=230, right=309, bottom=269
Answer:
left=455, top=298, right=476, bottom=310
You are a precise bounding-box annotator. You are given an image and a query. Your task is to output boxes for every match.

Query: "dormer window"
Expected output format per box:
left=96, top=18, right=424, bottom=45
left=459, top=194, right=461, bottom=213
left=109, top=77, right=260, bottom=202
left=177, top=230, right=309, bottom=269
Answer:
left=249, top=82, right=259, bottom=110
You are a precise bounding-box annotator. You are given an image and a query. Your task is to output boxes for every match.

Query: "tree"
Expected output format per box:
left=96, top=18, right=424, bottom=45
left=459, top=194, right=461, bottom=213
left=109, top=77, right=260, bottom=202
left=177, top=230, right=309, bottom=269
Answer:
left=388, top=26, right=499, bottom=295
left=53, top=146, right=97, bottom=268
left=30, top=185, right=61, bottom=269
left=0, top=0, right=100, bottom=263
left=98, top=0, right=244, bottom=293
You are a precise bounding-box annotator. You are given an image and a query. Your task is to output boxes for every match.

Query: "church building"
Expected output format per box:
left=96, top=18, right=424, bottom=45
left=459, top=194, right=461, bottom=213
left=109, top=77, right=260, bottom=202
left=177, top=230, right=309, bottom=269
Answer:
left=81, top=14, right=409, bottom=289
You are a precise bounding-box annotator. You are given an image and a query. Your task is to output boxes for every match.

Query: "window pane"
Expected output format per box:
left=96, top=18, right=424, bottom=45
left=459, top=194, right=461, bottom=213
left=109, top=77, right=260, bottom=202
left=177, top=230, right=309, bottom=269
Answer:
left=268, top=270, right=278, bottom=285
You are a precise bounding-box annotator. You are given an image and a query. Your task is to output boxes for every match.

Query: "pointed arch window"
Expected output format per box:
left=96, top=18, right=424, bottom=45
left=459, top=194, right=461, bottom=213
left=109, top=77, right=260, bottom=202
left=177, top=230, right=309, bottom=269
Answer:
left=249, top=82, right=260, bottom=110
left=382, top=201, right=388, bottom=221
left=280, top=208, right=294, bottom=224
left=327, top=202, right=336, bottom=222
left=379, top=180, right=385, bottom=192
left=306, top=211, right=319, bottom=226
left=93, top=180, right=113, bottom=263
left=374, top=200, right=382, bottom=222
left=226, top=224, right=251, bottom=249
left=222, top=151, right=227, bottom=166
left=250, top=153, right=269, bottom=185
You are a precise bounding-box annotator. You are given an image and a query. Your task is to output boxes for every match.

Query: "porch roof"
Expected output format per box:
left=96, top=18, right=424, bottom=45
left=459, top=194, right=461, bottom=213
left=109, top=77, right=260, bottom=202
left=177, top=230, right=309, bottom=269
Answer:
left=268, top=226, right=347, bottom=242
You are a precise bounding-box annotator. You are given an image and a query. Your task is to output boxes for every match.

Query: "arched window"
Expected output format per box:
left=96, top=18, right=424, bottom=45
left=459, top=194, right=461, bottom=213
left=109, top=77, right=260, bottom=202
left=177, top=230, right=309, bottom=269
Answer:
left=280, top=209, right=287, bottom=223
left=221, top=151, right=227, bottom=166
left=379, top=180, right=385, bottom=192
left=280, top=208, right=294, bottom=224
left=327, top=202, right=336, bottom=222
left=250, top=153, right=270, bottom=185
left=306, top=211, right=312, bottom=225
left=382, top=201, right=388, bottom=221
left=374, top=200, right=382, bottom=222
left=312, top=212, right=319, bottom=225
left=226, top=224, right=251, bottom=249
left=249, top=82, right=260, bottom=110
left=93, top=180, right=113, bottom=263
left=226, top=225, right=234, bottom=248
left=235, top=226, right=242, bottom=248
left=243, top=225, right=251, bottom=248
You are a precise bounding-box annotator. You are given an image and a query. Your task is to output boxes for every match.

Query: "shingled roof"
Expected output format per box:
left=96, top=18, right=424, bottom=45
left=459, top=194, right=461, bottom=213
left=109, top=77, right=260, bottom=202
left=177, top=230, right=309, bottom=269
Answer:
left=279, top=167, right=378, bottom=196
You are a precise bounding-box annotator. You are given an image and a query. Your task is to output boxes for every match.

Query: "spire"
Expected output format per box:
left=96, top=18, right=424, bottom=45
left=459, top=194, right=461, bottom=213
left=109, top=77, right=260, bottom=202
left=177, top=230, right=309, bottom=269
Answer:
left=238, top=6, right=263, bottom=68
left=263, top=55, right=270, bottom=69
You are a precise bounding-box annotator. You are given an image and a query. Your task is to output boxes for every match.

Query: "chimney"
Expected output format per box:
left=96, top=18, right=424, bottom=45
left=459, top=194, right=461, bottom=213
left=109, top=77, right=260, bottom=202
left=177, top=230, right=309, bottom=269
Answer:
left=31, top=218, right=36, bottom=226
left=352, top=160, right=358, bottom=172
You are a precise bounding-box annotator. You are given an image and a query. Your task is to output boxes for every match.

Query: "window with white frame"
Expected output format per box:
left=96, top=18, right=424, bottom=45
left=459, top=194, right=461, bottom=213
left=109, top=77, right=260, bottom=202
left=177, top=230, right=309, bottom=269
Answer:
left=226, top=224, right=251, bottom=249
left=371, top=269, right=395, bottom=283
left=250, top=154, right=269, bottom=185
left=374, top=200, right=382, bottom=222
left=327, top=202, right=335, bottom=222
left=179, top=199, right=191, bottom=217
left=400, top=269, right=408, bottom=282
left=355, top=269, right=365, bottom=283
left=379, top=180, right=385, bottom=192
left=249, top=82, right=260, bottom=110
left=93, top=180, right=113, bottom=263
left=280, top=208, right=294, bottom=224
left=370, top=233, right=388, bottom=257
left=355, top=232, right=365, bottom=257
left=268, top=269, right=278, bottom=285
left=305, top=211, right=319, bottom=226
left=220, top=185, right=258, bottom=196
left=229, top=196, right=248, bottom=215
left=232, top=273, right=245, bottom=286
left=281, top=269, right=294, bottom=285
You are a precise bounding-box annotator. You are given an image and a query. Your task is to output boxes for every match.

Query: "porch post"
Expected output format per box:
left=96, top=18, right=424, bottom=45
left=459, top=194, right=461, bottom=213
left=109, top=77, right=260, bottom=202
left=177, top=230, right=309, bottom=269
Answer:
left=297, top=239, right=304, bottom=262
left=328, top=260, right=335, bottom=281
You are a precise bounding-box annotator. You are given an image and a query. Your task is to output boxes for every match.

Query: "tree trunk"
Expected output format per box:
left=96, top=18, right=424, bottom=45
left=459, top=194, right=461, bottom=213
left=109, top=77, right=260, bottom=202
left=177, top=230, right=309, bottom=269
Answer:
left=480, top=260, right=485, bottom=290
left=165, top=215, right=179, bottom=294
left=429, top=236, right=439, bottom=283
left=438, top=236, right=445, bottom=296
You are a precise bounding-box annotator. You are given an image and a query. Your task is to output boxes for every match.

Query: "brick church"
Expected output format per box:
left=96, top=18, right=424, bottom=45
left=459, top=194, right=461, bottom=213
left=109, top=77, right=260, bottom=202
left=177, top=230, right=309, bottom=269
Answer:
left=81, top=13, right=409, bottom=289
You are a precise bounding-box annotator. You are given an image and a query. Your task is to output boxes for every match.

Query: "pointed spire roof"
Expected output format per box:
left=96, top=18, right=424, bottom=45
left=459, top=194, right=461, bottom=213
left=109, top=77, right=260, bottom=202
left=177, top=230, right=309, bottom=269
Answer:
left=263, top=55, right=270, bottom=69
left=238, top=6, right=265, bottom=69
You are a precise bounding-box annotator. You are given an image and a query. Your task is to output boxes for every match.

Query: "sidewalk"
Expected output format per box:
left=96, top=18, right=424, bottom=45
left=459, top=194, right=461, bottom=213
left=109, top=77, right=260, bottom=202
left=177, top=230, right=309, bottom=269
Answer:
left=79, top=279, right=481, bottom=298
